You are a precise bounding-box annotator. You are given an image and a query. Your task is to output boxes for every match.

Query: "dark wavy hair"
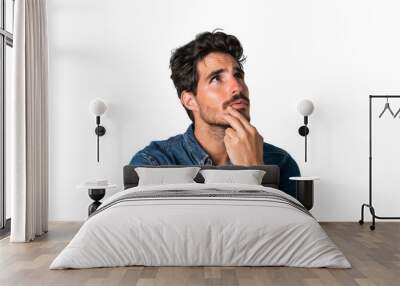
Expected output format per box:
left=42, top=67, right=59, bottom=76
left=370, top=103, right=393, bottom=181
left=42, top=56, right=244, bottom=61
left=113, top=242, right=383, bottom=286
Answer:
left=169, top=30, right=246, bottom=122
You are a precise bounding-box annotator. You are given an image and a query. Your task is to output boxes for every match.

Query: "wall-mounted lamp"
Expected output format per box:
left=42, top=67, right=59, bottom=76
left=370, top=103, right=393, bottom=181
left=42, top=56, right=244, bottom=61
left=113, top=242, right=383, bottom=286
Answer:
left=89, top=98, right=107, bottom=162
left=297, top=99, right=315, bottom=162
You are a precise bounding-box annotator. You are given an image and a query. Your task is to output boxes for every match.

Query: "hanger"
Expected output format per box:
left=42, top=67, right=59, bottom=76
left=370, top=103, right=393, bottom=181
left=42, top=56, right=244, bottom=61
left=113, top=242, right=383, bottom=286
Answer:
left=378, top=97, right=395, bottom=118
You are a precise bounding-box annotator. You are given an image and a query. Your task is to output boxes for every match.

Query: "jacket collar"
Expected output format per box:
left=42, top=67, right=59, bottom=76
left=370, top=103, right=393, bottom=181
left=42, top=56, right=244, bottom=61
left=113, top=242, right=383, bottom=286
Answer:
left=183, top=123, right=233, bottom=166
left=183, top=124, right=211, bottom=165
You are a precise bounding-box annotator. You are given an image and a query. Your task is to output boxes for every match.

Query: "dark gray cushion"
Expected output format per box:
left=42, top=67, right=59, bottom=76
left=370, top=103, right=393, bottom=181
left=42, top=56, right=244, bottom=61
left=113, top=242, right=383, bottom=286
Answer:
left=123, top=165, right=280, bottom=190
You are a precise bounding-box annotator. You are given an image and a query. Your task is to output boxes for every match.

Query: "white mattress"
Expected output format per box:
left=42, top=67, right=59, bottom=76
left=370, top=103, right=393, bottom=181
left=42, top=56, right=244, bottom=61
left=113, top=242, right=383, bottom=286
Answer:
left=50, top=183, right=351, bottom=269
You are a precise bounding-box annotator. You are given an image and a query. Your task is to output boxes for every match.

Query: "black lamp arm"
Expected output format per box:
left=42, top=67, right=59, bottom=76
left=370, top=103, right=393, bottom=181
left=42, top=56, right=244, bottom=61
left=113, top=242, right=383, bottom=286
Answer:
left=298, top=116, right=310, bottom=162
left=94, top=116, right=106, bottom=162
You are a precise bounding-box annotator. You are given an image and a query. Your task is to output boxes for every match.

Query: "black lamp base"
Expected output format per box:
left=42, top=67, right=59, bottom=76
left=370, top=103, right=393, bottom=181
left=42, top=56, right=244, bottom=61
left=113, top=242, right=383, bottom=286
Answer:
left=298, top=126, right=309, bottom=136
left=95, top=126, right=106, bottom=136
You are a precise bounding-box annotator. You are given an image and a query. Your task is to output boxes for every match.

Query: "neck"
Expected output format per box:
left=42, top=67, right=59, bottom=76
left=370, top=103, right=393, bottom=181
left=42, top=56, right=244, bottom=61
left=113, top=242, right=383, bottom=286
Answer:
left=193, top=121, right=229, bottom=166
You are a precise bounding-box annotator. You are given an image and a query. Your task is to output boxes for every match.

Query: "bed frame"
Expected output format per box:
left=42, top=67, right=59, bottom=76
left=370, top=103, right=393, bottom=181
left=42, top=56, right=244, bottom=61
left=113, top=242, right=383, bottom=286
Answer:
left=123, top=165, right=280, bottom=190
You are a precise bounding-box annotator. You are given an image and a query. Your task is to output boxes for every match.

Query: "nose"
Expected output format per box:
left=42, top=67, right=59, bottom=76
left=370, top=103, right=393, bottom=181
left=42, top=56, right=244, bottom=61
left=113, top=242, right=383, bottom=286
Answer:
left=228, top=75, right=243, bottom=95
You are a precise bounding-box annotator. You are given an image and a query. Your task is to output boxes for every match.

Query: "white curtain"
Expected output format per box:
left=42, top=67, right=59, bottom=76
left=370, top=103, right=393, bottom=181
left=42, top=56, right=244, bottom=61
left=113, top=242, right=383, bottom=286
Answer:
left=9, top=0, right=48, bottom=242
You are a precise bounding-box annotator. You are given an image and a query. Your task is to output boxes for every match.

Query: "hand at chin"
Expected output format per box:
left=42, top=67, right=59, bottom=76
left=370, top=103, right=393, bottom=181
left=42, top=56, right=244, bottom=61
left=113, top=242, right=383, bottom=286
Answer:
left=223, top=133, right=264, bottom=166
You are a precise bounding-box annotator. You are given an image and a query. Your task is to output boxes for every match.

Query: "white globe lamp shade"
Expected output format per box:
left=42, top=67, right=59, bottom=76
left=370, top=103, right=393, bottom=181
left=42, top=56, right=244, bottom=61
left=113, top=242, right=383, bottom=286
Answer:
left=89, top=99, right=107, bottom=116
left=297, top=99, right=314, bottom=116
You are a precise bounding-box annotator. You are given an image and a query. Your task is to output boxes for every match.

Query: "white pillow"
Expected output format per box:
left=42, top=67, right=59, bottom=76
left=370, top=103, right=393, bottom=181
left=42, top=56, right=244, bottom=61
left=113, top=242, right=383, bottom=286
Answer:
left=135, top=167, right=201, bottom=186
left=200, top=169, right=266, bottom=185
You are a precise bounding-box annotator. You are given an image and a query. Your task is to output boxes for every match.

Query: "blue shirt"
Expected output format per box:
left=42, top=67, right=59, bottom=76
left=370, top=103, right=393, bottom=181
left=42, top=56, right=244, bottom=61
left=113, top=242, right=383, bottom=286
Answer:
left=130, top=124, right=300, bottom=197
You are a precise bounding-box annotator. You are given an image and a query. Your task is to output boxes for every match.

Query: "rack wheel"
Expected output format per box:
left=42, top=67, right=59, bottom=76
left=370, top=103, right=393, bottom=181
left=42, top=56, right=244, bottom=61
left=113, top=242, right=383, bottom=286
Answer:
left=358, top=220, right=364, bottom=225
left=370, top=225, right=375, bottom=231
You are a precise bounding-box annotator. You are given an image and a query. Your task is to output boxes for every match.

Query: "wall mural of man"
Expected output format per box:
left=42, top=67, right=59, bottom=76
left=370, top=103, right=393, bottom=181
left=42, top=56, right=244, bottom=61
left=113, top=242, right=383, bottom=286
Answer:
left=130, top=30, right=300, bottom=197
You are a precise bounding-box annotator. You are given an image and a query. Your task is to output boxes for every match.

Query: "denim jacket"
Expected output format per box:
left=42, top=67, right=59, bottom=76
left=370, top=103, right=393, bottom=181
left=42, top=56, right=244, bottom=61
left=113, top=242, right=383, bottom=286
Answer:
left=130, top=124, right=300, bottom=197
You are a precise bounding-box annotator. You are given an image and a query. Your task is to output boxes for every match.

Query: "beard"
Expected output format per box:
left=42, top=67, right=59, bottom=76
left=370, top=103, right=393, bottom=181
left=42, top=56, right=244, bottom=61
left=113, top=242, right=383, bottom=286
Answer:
left=197, top=105, right=250, bottom=128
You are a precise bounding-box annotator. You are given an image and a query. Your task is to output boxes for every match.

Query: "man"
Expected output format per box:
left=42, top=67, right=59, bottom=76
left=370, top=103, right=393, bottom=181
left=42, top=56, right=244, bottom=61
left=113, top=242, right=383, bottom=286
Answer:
left=130, top=30, right=300, bottom=197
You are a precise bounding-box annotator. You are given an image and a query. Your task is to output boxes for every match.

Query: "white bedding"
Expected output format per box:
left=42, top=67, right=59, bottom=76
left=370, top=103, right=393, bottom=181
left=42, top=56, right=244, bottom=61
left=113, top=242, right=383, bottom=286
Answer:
left=50, top=183, right=351, bottom=269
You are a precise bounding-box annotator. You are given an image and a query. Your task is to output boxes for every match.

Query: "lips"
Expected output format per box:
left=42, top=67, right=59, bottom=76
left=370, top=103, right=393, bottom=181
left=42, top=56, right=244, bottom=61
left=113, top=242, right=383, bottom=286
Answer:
left=230, top=99, right=248, bottom=109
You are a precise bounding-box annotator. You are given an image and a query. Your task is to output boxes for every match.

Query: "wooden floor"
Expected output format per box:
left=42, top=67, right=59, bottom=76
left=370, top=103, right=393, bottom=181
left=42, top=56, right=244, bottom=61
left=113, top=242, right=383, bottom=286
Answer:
left=0, top=222, right=399, bottom=286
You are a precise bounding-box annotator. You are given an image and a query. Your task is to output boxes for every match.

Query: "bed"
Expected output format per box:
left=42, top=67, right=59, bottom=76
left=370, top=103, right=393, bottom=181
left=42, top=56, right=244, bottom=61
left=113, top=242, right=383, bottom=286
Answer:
left=50, top=165, right=351, bottom=269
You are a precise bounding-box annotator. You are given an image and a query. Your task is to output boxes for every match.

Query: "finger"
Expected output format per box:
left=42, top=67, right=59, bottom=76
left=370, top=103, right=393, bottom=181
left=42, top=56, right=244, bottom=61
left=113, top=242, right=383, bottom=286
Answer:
left=223, top=113, right=247, bottom=136
left=223, top=133, right=232, bottom=145
left=225, top=127, right=237, bottom=138
left=224, top=131, right=239, bottom=146
left=227, top=106, right=260, bottom=137
left=227, top=106, right=253, bottom=132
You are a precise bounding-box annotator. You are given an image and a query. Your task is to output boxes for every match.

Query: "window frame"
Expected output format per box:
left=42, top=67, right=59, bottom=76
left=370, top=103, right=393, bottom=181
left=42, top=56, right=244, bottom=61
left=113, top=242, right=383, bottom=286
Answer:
left=0, top=0, right=14, bottom=233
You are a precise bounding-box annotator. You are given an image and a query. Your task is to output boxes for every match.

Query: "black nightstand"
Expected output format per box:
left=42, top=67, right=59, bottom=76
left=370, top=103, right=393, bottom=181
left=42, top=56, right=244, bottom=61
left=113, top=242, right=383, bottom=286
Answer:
left=289, top=176, right=320, bottom=210
left=77, top=183, right=116, bottom=216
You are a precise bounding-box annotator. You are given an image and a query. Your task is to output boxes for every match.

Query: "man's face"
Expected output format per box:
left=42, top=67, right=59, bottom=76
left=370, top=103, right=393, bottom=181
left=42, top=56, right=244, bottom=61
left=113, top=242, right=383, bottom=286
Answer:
left=191, top=52, right=250, bottom=127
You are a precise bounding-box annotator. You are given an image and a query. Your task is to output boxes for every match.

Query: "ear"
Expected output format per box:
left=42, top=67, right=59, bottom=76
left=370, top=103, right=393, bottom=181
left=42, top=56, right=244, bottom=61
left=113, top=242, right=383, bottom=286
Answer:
left=180, top=91, right=199, bottom=112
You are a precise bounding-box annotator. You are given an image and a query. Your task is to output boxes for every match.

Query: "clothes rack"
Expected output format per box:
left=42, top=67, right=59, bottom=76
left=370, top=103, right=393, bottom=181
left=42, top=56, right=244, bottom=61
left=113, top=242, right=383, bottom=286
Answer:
left=359, top=95, right=400, bottom=230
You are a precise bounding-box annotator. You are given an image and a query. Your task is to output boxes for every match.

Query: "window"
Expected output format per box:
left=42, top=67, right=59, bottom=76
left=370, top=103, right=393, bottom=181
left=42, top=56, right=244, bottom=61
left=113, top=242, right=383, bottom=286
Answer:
left=0, top=0, right=14, bottom=235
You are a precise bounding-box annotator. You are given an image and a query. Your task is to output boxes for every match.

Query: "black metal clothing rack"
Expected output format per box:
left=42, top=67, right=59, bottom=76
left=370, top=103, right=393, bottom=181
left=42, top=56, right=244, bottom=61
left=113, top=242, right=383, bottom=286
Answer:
left=359, top=95, right=400, bottom=230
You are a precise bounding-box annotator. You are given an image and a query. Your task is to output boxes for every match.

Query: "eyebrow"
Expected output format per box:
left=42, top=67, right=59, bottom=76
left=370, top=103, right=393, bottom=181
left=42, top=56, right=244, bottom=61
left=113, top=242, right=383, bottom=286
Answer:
left=205, top=66, right=244, bottom=81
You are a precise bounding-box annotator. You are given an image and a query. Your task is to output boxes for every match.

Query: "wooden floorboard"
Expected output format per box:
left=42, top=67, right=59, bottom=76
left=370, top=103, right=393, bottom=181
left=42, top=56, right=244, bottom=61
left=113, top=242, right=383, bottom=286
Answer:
left=0, top=222, right=399, bottom=286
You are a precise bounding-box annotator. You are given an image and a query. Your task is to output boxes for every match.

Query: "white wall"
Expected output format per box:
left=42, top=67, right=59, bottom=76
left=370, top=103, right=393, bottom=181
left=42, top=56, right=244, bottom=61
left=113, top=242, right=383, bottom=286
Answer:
left=48, top=0, right=400, bottom=221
